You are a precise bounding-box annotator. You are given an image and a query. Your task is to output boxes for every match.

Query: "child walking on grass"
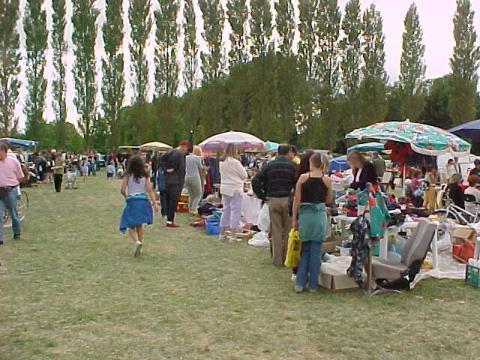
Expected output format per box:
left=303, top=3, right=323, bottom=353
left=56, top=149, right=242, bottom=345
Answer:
left=119, top=156, right=159, bottom=257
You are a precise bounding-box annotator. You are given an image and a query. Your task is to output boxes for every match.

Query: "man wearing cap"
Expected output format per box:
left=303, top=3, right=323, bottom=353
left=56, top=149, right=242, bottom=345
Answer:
left=159, top=140, right=189, bottom=228
left=0, top=143, right=25, bottom=244
left=469, top=159, right=480, bottom=177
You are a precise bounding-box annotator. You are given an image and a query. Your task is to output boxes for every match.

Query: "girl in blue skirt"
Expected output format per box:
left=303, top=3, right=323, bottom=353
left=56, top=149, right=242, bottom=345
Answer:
left=119, top=156, right=159, bottom=257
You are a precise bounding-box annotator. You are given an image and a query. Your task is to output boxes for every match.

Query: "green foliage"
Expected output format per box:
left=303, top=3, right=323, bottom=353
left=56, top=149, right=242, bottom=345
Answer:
left=51, top=0, right=67, bottom=148
left=298, top=0, right=319, bottom=81
left=421, top=76, right=452, bottom=129
left=339, top=0, right=362, bottom=132
left=399, top=3, right=426, bottom=121
left=358, top=4, right=388, bottom=126
left=102, top=0, right=125, bottom=150
left=199, top=0, right=224, bottom=82
left=183, top=0, right=199, bottom=91
left=250, top=0, right=272, bottom=57
left=449, top=0, right=480, bottom=125
left=228, top=0, right=248, bottom=64
left=72, top=0, right=98, bottom=149
left=156, top=0, right=179, bottom=97
left=275, top=0, right=295, bottom=55
left=130, top=0, right=151, bottom=104
left=24, top=0, right=48, bottom=142
left=0, top=0, right=20, bottom=136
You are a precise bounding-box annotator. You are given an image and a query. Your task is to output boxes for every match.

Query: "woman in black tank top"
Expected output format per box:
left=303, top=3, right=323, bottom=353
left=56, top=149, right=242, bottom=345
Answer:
left=292, top=152, right=333, bottom=293
left=301, top=174, right=328, bottom=203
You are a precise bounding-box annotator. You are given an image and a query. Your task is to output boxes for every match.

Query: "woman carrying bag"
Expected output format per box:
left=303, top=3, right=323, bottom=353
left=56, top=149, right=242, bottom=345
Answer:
left=292, top=152, right=333, bottom=293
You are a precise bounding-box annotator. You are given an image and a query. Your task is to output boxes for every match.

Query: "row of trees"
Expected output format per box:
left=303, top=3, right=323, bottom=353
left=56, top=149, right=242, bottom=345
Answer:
left=0, top=0, right=479, bottom=152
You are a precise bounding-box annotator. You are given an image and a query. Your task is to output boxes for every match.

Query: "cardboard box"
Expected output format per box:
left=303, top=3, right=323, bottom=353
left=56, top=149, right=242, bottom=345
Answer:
left=452, top=227, right=476, bottom=245
left=452, top=227, right=477, bottom=263
left=322, top=235, right=341, bottom=253
left=319, top=257, right=359, bottom=290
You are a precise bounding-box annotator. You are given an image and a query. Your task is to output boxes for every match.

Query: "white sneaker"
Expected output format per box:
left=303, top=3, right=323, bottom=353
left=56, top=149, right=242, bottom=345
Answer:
left=291, top=274, right=297, bottom=282
left=134, top=241, right=142, bottom=257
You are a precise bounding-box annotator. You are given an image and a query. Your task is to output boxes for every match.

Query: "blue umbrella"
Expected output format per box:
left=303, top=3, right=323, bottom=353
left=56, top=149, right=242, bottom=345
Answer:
left=264, top=140, right=279, bottom=152
left=347, top=142, right=385, bottom=153
left=0, top=138, right=38, bottom=149
left=329, top=156, right=350, bottom=172
left=449, top=119, right=480, bottom=142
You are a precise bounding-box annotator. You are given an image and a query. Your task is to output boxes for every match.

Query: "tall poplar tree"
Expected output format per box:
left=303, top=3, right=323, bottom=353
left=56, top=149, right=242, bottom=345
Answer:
left=275, top=0, right=295, bottom=55
left=298, top=0, right=319, bottom=81
left=340, top=0, right=362, bottom=131
left=156, top=0, right=179, bottom=97
left=183, top=0, right=199, bottom=91
left=449, top=0, right=480, bottom=125
left=72, top=0, right=98, bottom=149
left=52, top=0, right=67, bottom=147
left=24, top=0, right=48, bottom=141
left=129, top=0, right=152, bottom=143
left=102, top=0, right=124, bottom=149
left=399, top=3, right=426, bottom=121
left=199, top=0, right=224, bottom=82
left=358, top=4, right=388, bottom=126
left=315, top=0, right=341, bottom=148
left=130, top=0, right=151, bottom=104
left=249, top=0, right=272, bottom=58
left=0, top=0, right=20, bottom=136
left=228, top=0, right=248, bottom=65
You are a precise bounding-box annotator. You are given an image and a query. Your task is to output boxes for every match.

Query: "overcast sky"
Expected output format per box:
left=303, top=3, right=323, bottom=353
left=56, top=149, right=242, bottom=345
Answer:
left=14, top=0, right=480, bottom=129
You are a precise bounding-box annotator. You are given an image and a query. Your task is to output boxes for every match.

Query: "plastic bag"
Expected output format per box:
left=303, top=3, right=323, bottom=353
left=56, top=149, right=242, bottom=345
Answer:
left=257, top=204, right=270, bottom=232
left=248, top=231, right=270, bottom=247
left=284, top=229, right=302, bottom=269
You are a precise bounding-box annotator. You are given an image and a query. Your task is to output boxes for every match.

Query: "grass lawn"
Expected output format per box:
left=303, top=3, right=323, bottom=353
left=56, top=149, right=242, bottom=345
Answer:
left=1, top=174, right=480, bottom=359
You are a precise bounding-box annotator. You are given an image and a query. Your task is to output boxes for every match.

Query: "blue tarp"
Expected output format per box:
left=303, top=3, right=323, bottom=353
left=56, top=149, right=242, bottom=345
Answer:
left=264, top=141, right=279, bottom=152
left=449, top=119, right=480, bottom=142
left=0, top=138, right=38, bottom=149
left=329, top=156, right=350, bottom=172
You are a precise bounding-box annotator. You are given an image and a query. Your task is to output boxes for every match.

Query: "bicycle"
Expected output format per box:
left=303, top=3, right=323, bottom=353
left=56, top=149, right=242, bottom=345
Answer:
left=2, top=190, right=29, bottom=228
left=434, top=195, right=480, bottom=225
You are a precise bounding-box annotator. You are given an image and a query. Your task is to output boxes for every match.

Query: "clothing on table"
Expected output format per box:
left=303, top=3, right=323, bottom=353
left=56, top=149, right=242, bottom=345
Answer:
left=252, top=156, right=297, bottom=200
left=369, top=192, right=390, bottom=237
left=0, top=156, right=24, bottom=187
left=119, top=193, right=153, bottom=233
left=347, top=215, right=371, bottom=286
left=351, top=162, right=377, bottom=190
left=0, top=186, right=21, bottom=242
left=447, top=183, right=465, bottom=209
left=219, top=157, right=248, bottom=196
left=220, top=191, right=243, bottom=231
left=268, top=197, right=291, bottom=267
left=185, top=176, right=202, bottom=213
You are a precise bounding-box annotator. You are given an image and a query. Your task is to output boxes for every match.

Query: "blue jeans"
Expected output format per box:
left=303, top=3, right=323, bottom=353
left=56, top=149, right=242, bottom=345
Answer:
left=295, top=241, right=322, bottom=290
left=0, top=188, right=21, bottom=242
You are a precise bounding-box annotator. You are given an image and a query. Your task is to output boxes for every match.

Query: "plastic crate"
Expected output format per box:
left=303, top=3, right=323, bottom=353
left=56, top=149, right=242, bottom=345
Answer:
left=465, top=264, right=480, bottom=288
left=205, top=218, right=221, bottom=235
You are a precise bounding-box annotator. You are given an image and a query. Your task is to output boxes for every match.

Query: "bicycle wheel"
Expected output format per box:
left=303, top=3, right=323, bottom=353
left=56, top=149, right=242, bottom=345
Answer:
left=17, top=191, right=29, bottom=222
left=3, top=192, right=29, bottom=228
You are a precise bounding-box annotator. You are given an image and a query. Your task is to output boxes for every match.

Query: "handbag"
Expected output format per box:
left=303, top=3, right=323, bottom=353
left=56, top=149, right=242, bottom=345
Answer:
left=284, top=229, right=302, bottom=269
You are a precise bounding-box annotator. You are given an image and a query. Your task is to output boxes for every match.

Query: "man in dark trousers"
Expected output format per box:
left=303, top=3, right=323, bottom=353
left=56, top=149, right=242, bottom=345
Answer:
left=252, top=144, right=297, bottom=267
left=160, top=140, right=189, bottom=228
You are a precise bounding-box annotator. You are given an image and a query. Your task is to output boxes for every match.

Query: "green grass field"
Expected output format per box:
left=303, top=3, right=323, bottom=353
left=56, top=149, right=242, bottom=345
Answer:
left=1, top=175, right=480, bottom=359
